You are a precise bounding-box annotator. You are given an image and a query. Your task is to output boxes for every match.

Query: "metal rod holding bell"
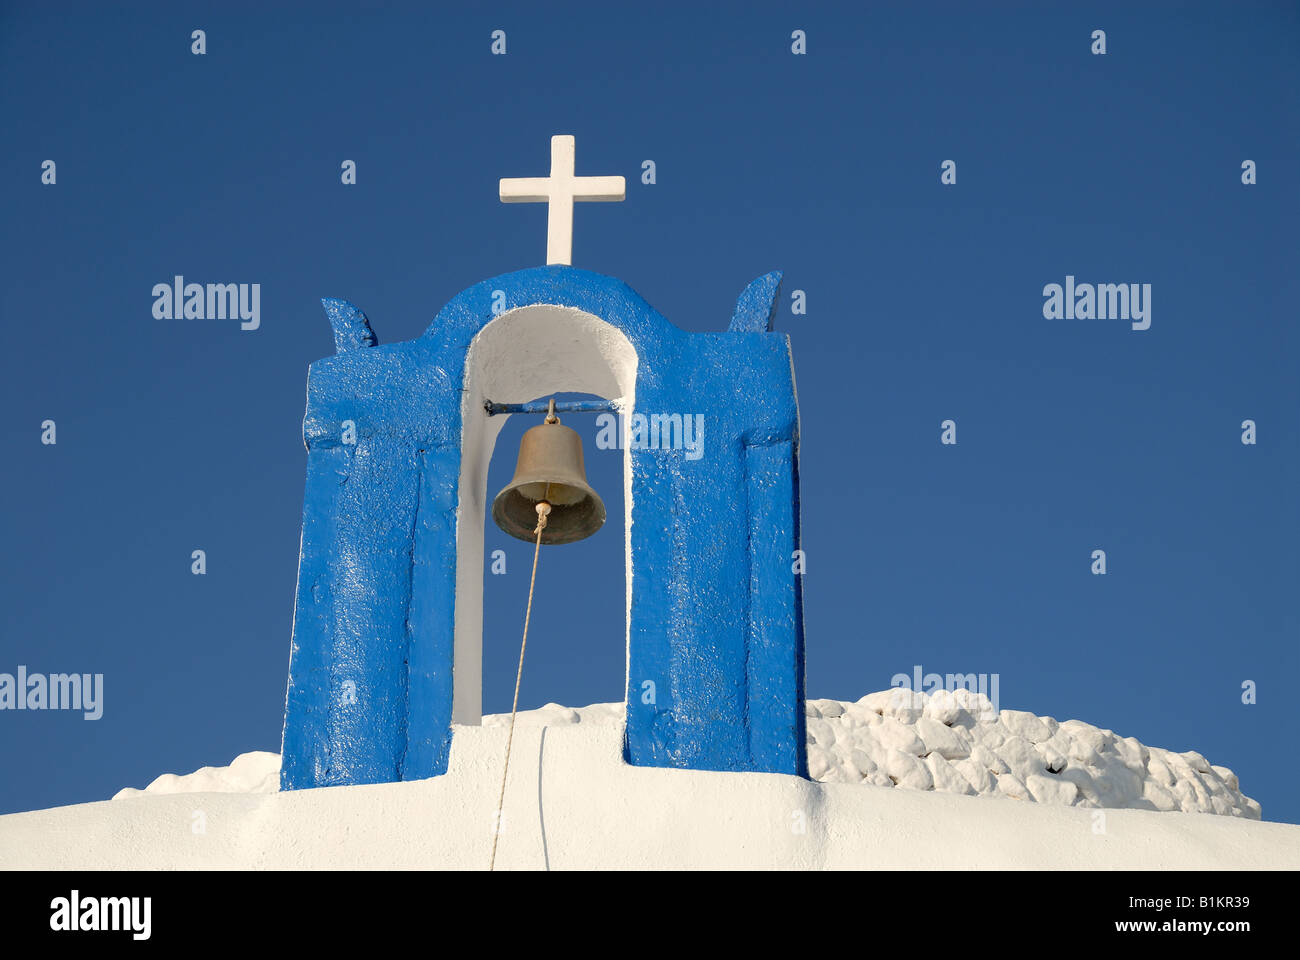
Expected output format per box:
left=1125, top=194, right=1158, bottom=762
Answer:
left=484, top=398, right=619, bottom=417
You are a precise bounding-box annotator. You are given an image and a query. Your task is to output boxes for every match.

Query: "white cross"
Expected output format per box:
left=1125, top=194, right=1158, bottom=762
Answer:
left=499, top=135, right=625, bottom=266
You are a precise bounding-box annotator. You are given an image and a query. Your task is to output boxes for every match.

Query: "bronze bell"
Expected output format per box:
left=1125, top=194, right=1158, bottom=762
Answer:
left=491, top=413, right=606, bottom=545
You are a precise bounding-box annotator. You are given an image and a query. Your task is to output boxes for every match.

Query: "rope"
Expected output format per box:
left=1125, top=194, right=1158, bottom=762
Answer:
left=488, top=494, right=551, bottom=871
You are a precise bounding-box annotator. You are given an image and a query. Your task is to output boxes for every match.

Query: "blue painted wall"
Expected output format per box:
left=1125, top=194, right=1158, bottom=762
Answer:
left=280, top=267, right=807, bottom=788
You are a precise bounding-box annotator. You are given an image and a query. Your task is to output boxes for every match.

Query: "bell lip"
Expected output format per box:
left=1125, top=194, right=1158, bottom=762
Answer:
left=490, top=483, right=607, bottom=545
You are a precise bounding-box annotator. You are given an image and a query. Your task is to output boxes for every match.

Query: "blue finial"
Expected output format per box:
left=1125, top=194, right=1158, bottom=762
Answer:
left=321, top=297, right=378, bottom=352
left=728, top=271, right=784, bottom=332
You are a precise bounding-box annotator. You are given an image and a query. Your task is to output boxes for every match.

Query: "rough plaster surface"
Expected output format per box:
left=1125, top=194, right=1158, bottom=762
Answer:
left=119, top=693, right=1264, bottom=819
left=281, top=267, right=806, bottom=791
left=4, top=700, right=1294, bottom=870
left=806, top=691, right=1260, bottom=818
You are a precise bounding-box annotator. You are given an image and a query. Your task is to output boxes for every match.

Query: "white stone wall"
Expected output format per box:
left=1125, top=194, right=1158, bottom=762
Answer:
left=113, top=691, right=1260, bottom=820
left=805, top=690, right=1260, bottom=818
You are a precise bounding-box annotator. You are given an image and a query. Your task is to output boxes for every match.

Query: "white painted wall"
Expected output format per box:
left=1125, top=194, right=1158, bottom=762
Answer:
left=452, top=305, right=637, bottom=723
left=8, top=717, right=1297, bottom=869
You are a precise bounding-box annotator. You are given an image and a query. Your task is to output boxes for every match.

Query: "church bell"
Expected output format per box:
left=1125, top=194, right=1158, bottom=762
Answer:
left=491, top=412, right=606, bottom=545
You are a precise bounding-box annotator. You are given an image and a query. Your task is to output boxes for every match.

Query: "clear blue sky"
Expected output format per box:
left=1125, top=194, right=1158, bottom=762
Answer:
left=2, top=1, right=1296, bottom=822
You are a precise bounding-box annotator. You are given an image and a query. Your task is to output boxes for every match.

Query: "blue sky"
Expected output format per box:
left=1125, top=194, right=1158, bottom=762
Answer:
left=2, top=1, right=1297, bottom=823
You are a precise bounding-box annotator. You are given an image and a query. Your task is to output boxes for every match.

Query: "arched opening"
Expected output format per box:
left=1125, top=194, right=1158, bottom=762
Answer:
left=480, top=390, right=626, bottom=717
left=452, top=305, right=637, bottom=724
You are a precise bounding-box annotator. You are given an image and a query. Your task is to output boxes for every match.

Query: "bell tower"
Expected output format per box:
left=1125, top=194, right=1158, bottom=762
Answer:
left=279, top=137, right=807, bottom=790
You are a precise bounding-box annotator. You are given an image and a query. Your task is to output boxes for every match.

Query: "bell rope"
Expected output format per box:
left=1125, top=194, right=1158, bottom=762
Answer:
left=488, top=492, right=551, bottom=871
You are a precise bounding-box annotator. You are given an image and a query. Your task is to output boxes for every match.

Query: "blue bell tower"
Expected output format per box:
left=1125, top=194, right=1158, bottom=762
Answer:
left=279, top=138, right=807, bottom=789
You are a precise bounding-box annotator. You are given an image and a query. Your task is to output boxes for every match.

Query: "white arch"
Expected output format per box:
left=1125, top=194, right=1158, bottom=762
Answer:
left=451, top=305, right=638, bottom=723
